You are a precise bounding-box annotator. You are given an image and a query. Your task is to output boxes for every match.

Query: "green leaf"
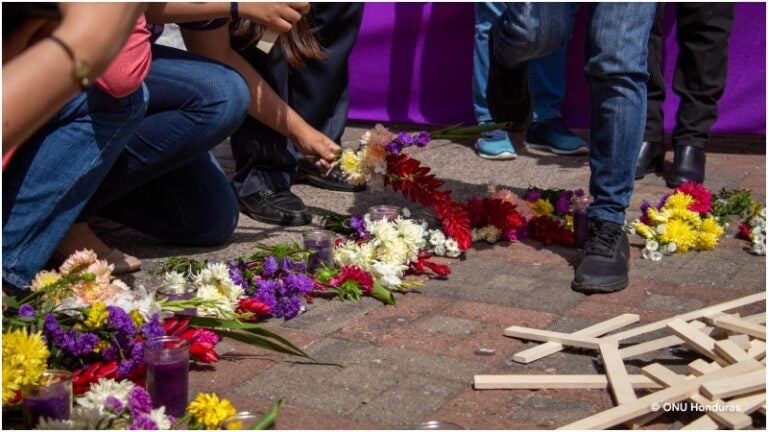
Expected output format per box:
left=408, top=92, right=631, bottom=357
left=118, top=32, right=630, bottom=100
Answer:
left=2, top=295, right=20, bottom=310
left=369, top=282, right=397, bottom=305
left=251, top=400, right=283, bottom=429
left=430, top=122, right=511, bottom=140
left=212, top=330, right=311, bottom=359
left=186, top=317, right=311, bottom=359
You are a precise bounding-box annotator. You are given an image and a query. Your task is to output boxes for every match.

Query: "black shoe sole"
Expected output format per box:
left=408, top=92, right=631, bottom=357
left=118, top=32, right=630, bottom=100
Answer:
left=297, top=171, right=366, bottom=192
left=571, top=276, right=628, bottom=294
left=238, top=203, right=312, bottom=226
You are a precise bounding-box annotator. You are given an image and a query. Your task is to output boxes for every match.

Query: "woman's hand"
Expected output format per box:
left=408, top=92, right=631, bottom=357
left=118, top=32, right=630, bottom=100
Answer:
left=239, top=2, right=310, bottom=32
left=293, top=126, right=341, bottom=171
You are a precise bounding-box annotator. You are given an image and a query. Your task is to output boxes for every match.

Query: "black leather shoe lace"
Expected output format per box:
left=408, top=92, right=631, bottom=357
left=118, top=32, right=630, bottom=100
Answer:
left=584, top=223, right=622, bottom=257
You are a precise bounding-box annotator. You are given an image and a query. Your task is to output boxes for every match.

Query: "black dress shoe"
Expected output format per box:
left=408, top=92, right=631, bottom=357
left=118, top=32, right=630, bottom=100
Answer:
left=667, top=145, right=705, bottom=188
left=238, top=189, right=312, bottom=226
left=634, top=141, right=665, bottom=180
left=486, top=37, right=532, bottom=132
left=571, top=219, right=630, bottom=294
left=297, top=159, right=365, bottom=192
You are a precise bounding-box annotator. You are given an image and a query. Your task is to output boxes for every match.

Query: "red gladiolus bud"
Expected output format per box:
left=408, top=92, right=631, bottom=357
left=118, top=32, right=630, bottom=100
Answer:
left=190, top=342, right=218, bottom=363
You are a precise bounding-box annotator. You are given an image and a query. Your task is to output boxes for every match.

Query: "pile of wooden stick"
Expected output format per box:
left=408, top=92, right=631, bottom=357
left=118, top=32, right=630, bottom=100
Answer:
left=474, top=292, right=766, bottom=429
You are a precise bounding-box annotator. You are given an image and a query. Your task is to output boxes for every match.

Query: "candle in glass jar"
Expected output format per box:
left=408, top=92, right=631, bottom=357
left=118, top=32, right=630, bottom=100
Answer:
left=368, top=205, right=401, bottom=222
left=22, top=370, right=72, bottom=428
left=573, top=195, right=590, bottom=249
left=302, top=230, right=336, bottom=270
left=145, top=337, right=189, bottom=418
left=158, top=283, right=198, bottom=316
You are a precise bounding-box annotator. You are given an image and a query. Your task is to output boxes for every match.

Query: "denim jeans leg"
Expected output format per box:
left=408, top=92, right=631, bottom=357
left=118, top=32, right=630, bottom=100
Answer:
left=84, top=44, right=250, bottom=214
left=99, top=152, right=239, bottom=246
left=529, top=45, right=569, bottom=122
left=2, top=87, right=147, bottom=289
left=585, top=2, right=656, bottom=224
left=473, top=2, right=508, bottom=123
left=491, top=3, right=578, bottom=70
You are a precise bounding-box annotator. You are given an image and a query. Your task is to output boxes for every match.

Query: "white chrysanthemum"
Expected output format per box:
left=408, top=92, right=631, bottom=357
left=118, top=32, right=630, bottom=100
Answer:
left=645, top=239, right=659, bottom=251
left=354, top=242, right=377, bottom=269
left=108, top=284, right=160, bottom=319
left=428, top=229, right=446, bottom=246
left=402, top=207, right=412, bottom=218
left=147, top=407, right=173, bottom=430
left=444, top=238, right=461, bottom=258
left=760, top=207, right=766, bottom=219
left=77, top=378, right=134, bottom=413
left=367, top=218, right=400, bottom=245
left=752, top=243, right=765, bottom=255
left=477, top=225, right=501, bottom=243
left=397, top=220, right=425, bottom=261
left=194, top=263, right=241, bottom=304
left=376, top=238, right=409, bottom=266
left=433, top=244, right=447, bottom=256
left=665, top=242, right=678, bottom=254
left=625, top=223, right=636, bottom=235
left=641, top=248, right=653, bottom=260
left=656, top=224, right=667, bottom=234
left=471, top=229, right=481, bottom=242
left=195, top=284, right=235, bottom=317
left=370, top=262, right=405, bottom=288
left=650, top=251, right=663, bottom=261
left=334, top=240, right=361, bottom=267
left=35, top=417, right=83, bottom=430
left=162, top=271, right=187, bottom=286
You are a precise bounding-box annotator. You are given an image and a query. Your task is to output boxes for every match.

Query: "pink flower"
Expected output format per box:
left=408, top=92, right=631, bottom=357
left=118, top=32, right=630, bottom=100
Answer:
left=330, top=266, right=374, bottom=293
left=674, top=182, right=713, bottom=214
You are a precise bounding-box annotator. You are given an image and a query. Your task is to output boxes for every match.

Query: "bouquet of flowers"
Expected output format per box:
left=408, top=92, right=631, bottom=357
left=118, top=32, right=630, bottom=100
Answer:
left=464, top=182, right=528, bottom=244
left=522, top=187, right=587, bottom=247
left=630, top=182, right=725, bottom=261
left=337, top=124, right=473, bottom=250
left=739, top=207, right=767, bottom=255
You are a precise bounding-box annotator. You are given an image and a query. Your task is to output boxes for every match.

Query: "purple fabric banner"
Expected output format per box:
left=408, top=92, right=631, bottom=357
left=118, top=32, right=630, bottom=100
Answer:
left=348, top=2, right=766, bottom=134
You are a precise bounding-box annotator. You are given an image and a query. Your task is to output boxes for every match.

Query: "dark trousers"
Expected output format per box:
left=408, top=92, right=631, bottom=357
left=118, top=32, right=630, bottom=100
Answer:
left=230, top=3, right=364, bottom=198
left=644, top=3, right=734, bottom=148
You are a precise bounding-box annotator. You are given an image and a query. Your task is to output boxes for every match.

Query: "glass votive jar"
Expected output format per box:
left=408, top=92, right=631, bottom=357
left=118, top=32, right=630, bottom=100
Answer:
left=413, top=420, right=463, bottom=429
left=22, top=370, right=72, bottom=428
left=302, top=230, right=336, bottom=270
left=144, top=336, right=189, bottom=418
left=158, top=283, right=198, bottom=316
left=368, top=205, right=401, bottom=222
left=221, top=411, right=273, bottom=430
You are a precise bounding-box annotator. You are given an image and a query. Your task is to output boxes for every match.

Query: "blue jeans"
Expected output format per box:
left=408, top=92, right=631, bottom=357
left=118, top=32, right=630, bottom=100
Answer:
left=473, top=2, right=568, bottom=123
left=3, top=45, right=249, bottom=290
left=86, top=45, right=249, bottom=245
left=492, top=2, right=655, bottom=224
left=3, top=87, right=147, bottom=289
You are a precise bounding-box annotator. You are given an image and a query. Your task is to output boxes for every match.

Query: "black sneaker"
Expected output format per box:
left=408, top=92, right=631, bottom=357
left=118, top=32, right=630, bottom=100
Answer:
left=486, top=36, right=532, bottom=132
left=297, top=159, right=366, bottom=192
left=571, top=219, right=630, bottom=294
left=238, top=189, right=312, bottom=226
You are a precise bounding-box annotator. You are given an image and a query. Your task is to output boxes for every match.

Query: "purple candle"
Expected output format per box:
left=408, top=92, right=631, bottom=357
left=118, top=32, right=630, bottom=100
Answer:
left=302, top=230, right=336, bottom=270
left=573, top=196, right=590, bottom=249
left=368, top=205, right=401, bottom=222
left=158, top=283, right=198, bottom=316
left=22, top=370, right=72, bottom=428
left=145, top=337, right=189, bottom=418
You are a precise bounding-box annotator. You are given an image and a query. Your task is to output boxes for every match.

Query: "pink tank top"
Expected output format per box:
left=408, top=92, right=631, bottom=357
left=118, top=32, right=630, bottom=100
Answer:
left=95, top=15, right=152, bottom=98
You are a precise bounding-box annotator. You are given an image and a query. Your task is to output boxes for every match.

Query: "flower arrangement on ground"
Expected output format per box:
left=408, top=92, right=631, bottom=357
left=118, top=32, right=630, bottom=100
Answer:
left=522, top=186, right=587, bottom=247
left=464, top=182, right=528, bottom=244
left=630, top=182, right=725, bottom=261
left=337, top=124, right=473, bottom=250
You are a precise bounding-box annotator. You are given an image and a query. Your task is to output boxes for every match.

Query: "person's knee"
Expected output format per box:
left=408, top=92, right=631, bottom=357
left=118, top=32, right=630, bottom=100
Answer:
left=180, top=193, right=239, bottom=246
left=199, top=64, right=250, bottom=130
left=491, top=5, right=571, bottom=68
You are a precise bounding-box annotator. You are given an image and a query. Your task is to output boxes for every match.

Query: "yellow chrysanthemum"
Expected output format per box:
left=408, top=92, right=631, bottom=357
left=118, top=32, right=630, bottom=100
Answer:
left=696, top=217, right=725, bottom=251
left=662, top=192, right=694, bottom=212
left=2, top=328, right=50, bottom=404
left=646, top=207, right=668, bottom=224
left=564, top=214, right=574, bottom=231
left=84, top=302, right=108, bottom=330
left=188, top=393, right=237, bottom=429
left=339, top=148, right=366, bottom=185
left=129, top=310, right=144, bottom=327
left=659, top=219, right=697, bottom=253
left=529, top=199, right=554, bottom=217
left=662, top=207, right=701, bottom=227
left=92, top=339, right=112, bottom=355
left=633, top=221, right=655, bottom=240
left=700, top=217, right=725, bottom=238
left=29, top=270, right=61, bottom=292
left=696, top=232, right=720, bottom=251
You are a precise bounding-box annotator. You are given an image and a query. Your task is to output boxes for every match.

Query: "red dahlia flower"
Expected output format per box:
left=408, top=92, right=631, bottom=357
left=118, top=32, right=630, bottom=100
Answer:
left=674, top=181, right=713, bottom=214
left=330, top=266, right=374, bottom=293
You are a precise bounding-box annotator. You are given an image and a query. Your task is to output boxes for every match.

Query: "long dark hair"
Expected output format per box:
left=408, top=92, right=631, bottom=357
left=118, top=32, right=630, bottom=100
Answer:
left=2, top=3, right=60, bottom=38
left=230, top=15, right=326, bottom=69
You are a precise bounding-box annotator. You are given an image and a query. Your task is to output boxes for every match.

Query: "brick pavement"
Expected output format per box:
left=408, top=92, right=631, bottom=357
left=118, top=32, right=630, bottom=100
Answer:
left=106, top=125, right=765, bottom=429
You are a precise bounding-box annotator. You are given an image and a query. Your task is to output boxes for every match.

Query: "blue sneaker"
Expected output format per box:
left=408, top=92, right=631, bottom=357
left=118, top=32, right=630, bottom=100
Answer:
left=524, top=118, right=589, bottom=155
left=475, top=128, right=517, bottom=160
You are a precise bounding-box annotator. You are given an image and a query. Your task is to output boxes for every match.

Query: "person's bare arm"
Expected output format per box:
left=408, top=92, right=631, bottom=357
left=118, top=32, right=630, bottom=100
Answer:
left=2, top=2, right=145, bottom=155
left=145, top=2, right=309, bottom=32
left=182, top=26, right=339, bottom=169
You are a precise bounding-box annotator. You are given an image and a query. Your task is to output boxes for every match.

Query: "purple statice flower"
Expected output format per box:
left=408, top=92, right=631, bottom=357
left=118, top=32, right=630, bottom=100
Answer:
left=396, top=132, right=413, bottom=146
left=525, top=189, right=541, bottom=203
left=255, top=279, right=280, bottom=309
left=127, top=386, right=153, bottom=416
left=281, top=256, right=306, bottom=273
left=129, top=414, right=159, bottom=430
left=118, top=358, right=138, bottom=377
left=18, top=304, right=36, bottom=318
left=272, top=296, right=302, bottom=320
left=640, top=201, right=652, bottom=216
left=227, top=260, right=248, bottom=291
left=140, top=314, right=165, bottom=340
left=349, top=214, right=369, bottom=239
left=385, top=140, right=403, bottom=155
left=69, top=332, right=98, bottom=356
left=102, top=345, right=118, bottom=361
left=555, top=194, right=572, bottom=215
left=44, top=313, right=60, bottom=334
left=262, top=256, right=279, bottom=277
left=574, top=188, right=585, bottom=198
left=657, top=193, right=670, bottom=210
left=105, top=396, right=125, bottom=413
left=106, top=306, right=136, bottom=336
left=194, top=330, right=219, bottom=346
left=283, top=273, right=314, bottom=295
left=414, top=131, right=430, bottom=147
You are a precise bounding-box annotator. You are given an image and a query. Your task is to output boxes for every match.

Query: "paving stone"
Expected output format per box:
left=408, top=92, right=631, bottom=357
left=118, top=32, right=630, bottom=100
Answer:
left=507, top=395, right=602, bottom=428
left=273, top=296, right=382, bottom=335
left=639, top=294, right=705, bottom=312
left=416, top=315, right=481, bottom=336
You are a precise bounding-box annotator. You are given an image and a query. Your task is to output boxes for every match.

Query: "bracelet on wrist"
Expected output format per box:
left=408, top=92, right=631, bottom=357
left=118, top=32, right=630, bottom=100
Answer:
left=230, top=2, right=239, bottom=21
left=48, top=34, right=91, bottom=90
